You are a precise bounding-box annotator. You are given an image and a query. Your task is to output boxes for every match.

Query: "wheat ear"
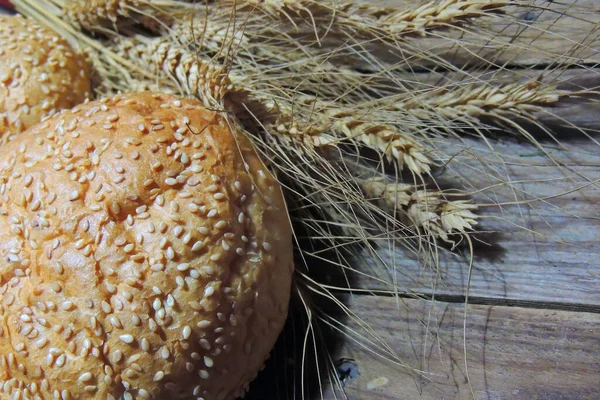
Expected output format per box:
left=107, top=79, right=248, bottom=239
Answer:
left=63, top=0, right=194, bottom=32
left=361, top=0, right=509, bottom=37
left=111, top=36, right=233, bottom=107
left=65, top=0, right=139, bottom=30
left=400, top=78, right=565, bottom=122
left=324, top=108, right=434, bottom=176
left=361, top=179, right=478, bottom=243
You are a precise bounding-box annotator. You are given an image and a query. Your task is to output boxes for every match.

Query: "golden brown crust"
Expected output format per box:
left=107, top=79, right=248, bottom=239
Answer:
left=0, top=92, right=294, bottom=399
left=0, top=14, right=92, bottom=141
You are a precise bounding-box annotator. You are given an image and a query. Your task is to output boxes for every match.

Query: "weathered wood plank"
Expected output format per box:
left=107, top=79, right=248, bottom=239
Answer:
left=351, top=136, right=600, bottom=306
left=325, top=296, right=600, bottom=399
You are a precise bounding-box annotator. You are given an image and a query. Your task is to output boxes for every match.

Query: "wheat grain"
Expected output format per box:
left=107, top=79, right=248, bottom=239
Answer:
left=66, top=0, right=133, bottom=26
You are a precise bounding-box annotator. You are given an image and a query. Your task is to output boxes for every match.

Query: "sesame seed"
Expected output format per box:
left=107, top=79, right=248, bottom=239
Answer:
left=151, top=263, right=165, bottom=272
left=153, top=371, right=165, bottom=382
left=160, top=346, right=170, bottom=359
left=197, top=320, right=211, bottom=329
left=202, top=265, right=215, bottom=275
left=119, top=334, right=134, bottom=344
left=132, top=314, right=141, bottom=326
left=199, top=338, right=211, bottom=350
left=193, top=385, right=202, bottom=396
left=214, top=220, right=227, bottom=229
left=79, top=372, right=92, bottom=382
left=56, top=354, right=66, bottom=367
left=173, top=225, right=184, bottom=237
left=166, top=247, right=175, bottom=259
left=192, top=241, right=204, bottom=251
left=177, top=263, right=190, bottom=271
left=166, top=294, right=175, bottom=307
left=182, top=326, right=191, bottom=340
left=110, top=316, right=122, bottom=329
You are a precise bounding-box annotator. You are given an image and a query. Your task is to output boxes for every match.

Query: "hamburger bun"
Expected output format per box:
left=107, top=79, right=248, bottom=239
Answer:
left=0, top=92, right=294, bottom=399
left=0, top=14, right=91, bottom=140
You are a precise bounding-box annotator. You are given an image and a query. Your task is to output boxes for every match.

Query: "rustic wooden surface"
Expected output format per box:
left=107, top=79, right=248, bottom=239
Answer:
left=324, top=297, right=600, bottom=399
left=319, top=132, right=600, bottom=399
left=327, top=0, right=600, bottom=391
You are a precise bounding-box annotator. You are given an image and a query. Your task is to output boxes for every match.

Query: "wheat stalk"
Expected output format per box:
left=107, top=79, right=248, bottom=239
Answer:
left=170, top=13, right=394, bottom=105
left=171, top=17, right=249, bottom=56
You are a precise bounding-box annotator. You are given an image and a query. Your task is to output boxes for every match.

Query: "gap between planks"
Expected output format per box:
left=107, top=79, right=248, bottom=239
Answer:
left=353, top=291, right=600, bottom=314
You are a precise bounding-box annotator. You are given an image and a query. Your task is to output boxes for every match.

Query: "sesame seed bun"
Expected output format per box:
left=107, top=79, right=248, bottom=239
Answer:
left=0, top=14, right=91, bottom=140
left=0, top=92, right=294, bottom=400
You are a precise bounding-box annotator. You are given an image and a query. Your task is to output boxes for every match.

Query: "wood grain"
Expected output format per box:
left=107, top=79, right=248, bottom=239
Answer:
left=324, top=296, right=600, bottom=399
left=348, top=136, right=600, bottom=306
